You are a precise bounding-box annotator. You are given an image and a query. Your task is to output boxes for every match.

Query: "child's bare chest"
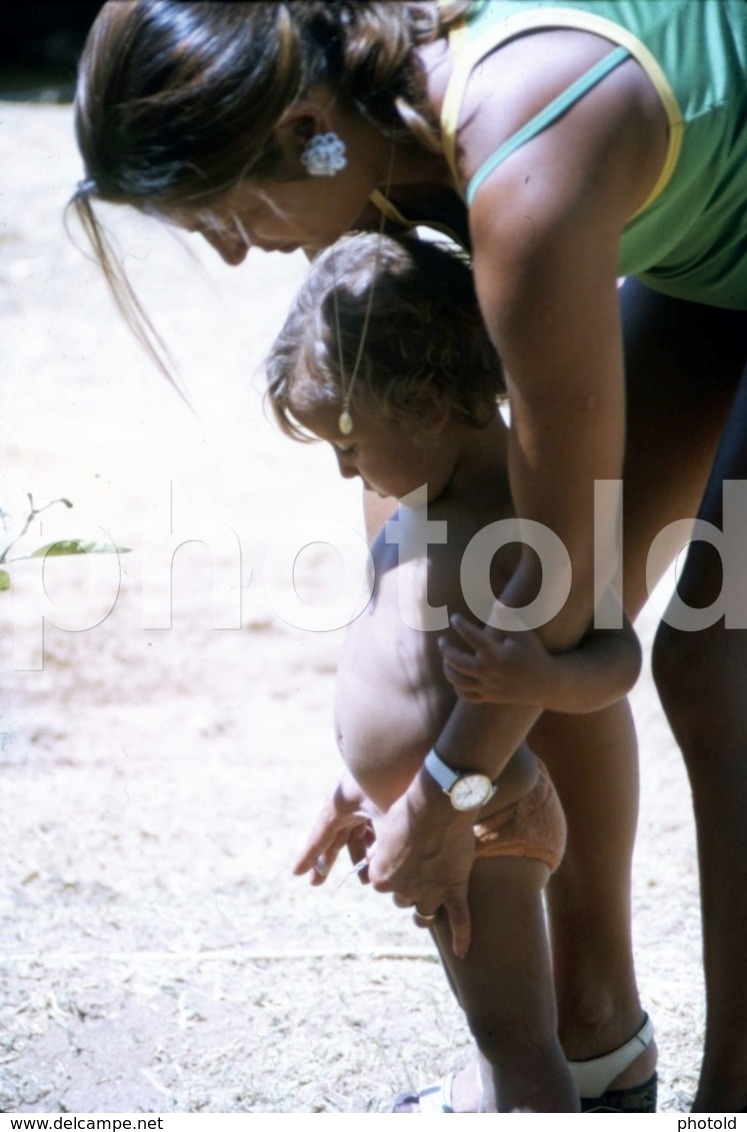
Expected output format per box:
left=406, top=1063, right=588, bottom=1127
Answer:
left=334, top=548, right=455, bottom=808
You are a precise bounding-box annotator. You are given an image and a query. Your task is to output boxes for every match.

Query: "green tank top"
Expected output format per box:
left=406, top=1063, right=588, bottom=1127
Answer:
left=439, top=0, right=747, bottom=308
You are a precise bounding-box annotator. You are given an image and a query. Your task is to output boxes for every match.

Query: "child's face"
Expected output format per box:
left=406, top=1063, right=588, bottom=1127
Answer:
left=292, top=397, right=461, bottom=502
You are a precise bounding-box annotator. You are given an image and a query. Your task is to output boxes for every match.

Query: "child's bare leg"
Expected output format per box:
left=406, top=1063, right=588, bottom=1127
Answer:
left=407, top=856, right=578, bottom=1113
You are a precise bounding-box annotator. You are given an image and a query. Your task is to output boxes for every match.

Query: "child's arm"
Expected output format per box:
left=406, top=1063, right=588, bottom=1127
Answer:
left=440, top=601, right=641, bottom=714
left=293, top=768, right=378, bottom=886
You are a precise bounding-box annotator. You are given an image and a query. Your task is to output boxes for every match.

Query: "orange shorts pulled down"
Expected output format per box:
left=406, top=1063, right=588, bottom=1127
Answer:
left=472, top=760, right=567, bottom=873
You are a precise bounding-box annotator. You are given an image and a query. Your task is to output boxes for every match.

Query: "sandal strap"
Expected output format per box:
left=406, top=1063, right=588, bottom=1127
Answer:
left=416, top=1073, right=455, bottom=1113
left=568, top=1014, right=655, bottom=1099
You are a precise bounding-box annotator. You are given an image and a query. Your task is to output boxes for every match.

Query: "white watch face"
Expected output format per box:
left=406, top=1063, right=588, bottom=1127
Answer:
left=449, top=774, right=494, bottom=811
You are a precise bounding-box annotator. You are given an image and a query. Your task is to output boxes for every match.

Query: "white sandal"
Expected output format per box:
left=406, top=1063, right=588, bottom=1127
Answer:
left=393, top=1015, right=657, bottom=1113
left=568, top=1013, right=657, bottom=1112
left=392, top=1072, right=455, bottom=1113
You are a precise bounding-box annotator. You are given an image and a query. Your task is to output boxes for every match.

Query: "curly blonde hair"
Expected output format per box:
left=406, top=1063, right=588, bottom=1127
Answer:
left=266, top=232, right=505, bottom=442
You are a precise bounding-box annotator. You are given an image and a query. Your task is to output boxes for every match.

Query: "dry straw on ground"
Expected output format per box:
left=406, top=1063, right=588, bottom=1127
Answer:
left=1, top=103, right=702, bottom=1113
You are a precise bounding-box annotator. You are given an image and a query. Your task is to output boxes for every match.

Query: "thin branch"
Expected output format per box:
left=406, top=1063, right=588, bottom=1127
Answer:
left=0, top=495, right=73, bottom=564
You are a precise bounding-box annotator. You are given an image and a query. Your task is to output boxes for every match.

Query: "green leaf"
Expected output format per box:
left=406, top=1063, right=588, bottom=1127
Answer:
left=0, top=568, right=10, bottom=591
left=30, top=540, right=132, bottom=558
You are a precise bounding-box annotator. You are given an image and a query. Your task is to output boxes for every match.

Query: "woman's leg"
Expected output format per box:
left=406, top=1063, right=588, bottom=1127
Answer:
left=431, top=855, right=578, bottom=1113
left=533, top=281, right=746, bottom=1102
left=531, top=701, right=654, bottom=1086
left=651, top=362, right=747, bottom=1112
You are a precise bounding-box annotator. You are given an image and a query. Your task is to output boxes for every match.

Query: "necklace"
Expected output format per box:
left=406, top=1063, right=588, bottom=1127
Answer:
left=333, top=141, right=396, bottom=436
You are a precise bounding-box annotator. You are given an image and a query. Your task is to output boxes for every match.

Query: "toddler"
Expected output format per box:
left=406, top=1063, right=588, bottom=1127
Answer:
left=265, top=232, right=641, bottom=1113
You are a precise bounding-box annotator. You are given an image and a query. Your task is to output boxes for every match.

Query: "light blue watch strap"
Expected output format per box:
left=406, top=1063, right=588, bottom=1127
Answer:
left=424, top=748, right=460, bottom=792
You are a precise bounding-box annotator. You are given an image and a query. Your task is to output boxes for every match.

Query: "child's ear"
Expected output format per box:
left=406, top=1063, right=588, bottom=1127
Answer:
left=404, top=387, right=452, bottom=438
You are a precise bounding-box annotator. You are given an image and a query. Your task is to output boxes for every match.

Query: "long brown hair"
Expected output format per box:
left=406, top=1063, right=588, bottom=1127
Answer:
left=69, top=1, right=471, bottom=376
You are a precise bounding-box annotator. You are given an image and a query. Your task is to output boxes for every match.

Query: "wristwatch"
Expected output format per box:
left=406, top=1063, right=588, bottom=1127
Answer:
left=423, top=748, right=498, bottom=812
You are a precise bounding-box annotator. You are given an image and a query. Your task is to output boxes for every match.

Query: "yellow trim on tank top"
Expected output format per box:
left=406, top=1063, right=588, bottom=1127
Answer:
left=440, top=7, right=683, bottom=221
left=367, top=189, right=466, bottom=247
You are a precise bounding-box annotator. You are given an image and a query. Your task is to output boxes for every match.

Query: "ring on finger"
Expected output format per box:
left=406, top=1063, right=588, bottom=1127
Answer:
left=413, top=907, right=438, bottom=923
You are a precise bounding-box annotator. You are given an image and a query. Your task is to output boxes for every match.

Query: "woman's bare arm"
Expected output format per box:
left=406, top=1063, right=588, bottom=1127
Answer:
left=367, top=37, right=668, bottom=951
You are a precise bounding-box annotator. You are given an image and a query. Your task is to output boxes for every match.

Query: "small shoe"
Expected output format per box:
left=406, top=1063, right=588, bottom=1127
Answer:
left=568, top=1013, right=657, bottom=1113
left=392, top=1072, right=455, bottom=1113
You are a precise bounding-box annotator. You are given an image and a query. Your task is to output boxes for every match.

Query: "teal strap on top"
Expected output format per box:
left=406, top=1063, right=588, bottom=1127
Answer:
left=465, top=44, right=630, bottom=207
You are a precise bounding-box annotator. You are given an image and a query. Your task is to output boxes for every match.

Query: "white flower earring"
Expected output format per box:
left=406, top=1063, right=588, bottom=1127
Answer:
left=300, top=132, right=347, bottom=176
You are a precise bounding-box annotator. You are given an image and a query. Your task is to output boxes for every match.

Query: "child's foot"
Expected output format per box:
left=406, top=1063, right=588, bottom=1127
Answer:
left=392, top=1015, right=658, bottom=1113
left=392, top=1065, right=484, bottom=1113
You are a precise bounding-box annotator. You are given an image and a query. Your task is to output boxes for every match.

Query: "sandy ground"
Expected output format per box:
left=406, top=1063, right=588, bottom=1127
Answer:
left=0, top=102, right=704, bottom=1114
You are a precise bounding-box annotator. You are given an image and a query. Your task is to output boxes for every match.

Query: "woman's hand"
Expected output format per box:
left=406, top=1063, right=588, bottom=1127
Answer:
left=293, top=771, right=376, bottom=886
left=367, top=774, right=477, bottom=958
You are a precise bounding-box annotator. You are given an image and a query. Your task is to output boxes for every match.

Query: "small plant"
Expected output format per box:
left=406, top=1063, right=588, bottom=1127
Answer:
left=0, top=493, right=130, bottom=591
